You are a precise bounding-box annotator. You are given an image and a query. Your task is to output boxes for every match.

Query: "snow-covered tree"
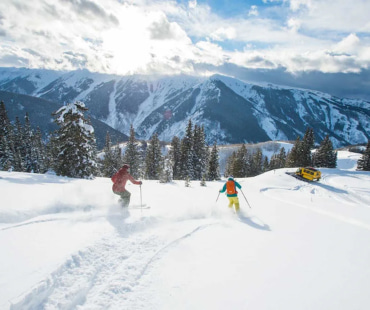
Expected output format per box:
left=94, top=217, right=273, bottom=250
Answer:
left=263, top=156, right=269, bottom=172
left=100, top=132, right=117, bottom=177
left=313, top=135, right=337, bottom=168
left=0, top=101, right=15, bottom=171
left=193, top=125, right=208, bottom=180
left=145, top=132, right=163, bottom=180
left=224, top=151, right=236, bottom=178
left=250, top=148, right=263, bottom=177
left=169, top=136, right=182, bottom=180
left=301, top=128, right=314, bottom=166
left=159, top=155, right=173, bottom=183
left=52, top=101, right=98, bottom=178
left=207, top=141, right=220, bottom=180
left=286, top=136, right=301, bottom=167
left=180, top=120, right=194, bottom=179
left=23, top=113, right=34, bottom=172
left=269, top=147, right=287, bottom=170
left=31, top=127, right=48, bottom=173
left=123, top=125, right=141, bottom=178
left=234, top=144, right=249, bottom=177
left=357, top=141, right=370, bottom=171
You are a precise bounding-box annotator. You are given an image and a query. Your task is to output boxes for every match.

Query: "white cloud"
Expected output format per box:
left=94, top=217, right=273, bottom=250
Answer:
left=248, top=5, right=259, bottom=17
left=188, top=0, right=197, bottom=9
left=289, top=0, right=370, bottom=33
left=289, top=0, right=313, bottom=12
left=0, top=0, right=369, bottom=75
left=210, top=27, right=236, bottom=41
left=334, top=33, right=361, bottom=54
left=287, top=18, right=301, bottom=33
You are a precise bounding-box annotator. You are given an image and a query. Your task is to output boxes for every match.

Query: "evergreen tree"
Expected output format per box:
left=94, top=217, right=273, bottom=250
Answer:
left=313, top=135, right=337, bottom=168
left=23, top=113, right=34, bottom=172
left=100, top=132, right=116, bottom=177
left=169, top=136, right=182, bottom=180
left=286, top=136, right=301, bottom=167
left=263, top=156, right=269, bottom=172
left=224, top=151, right=236, bottom=177
left=160, top=155, right=173, bottom=183
left=269, top=147, right=287, bottom=170
left=234, top=144, right=248, bottom=177
left=268, top=152, right=279, bottom=171
left=180, top=120, right=194, bottom=179
left=31, top=127, right=48, bottom=173
left=123, top=125, right=141, bottom=178
left=301, top=128, right=314, bottom=166
left=0, top=102, right=15, bottom=171
left=306, top=128, right=315, bottom=150
left=278, top=147, right=287, bottom=168
left=11, top=117, right=25, bottom=172
left=207, top=141, right=220, bottom=180
left=200, top=175, right=206, bottom=187
left=357, top=141, right=370, bottom=171
left=113, top=145, right=123, bottom=171
left=193, top=125, right=208, bottom=180
left=145, top=132, right=163, bottom=180
left=250, top=148, right=263, bottom=176
left=52, top=101, right=98, bottom=178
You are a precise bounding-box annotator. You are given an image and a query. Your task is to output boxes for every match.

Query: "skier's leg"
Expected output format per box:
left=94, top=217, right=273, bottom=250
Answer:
left=228, top=197, right=234, bottom=209
left=234, top=197, right=240, bottom=213
left=121, top=190, right=131, bottom=208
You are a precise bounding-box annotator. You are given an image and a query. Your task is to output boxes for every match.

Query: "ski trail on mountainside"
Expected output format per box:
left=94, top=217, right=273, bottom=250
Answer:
left=9, top=217, right=218, bottom=310
left=106, top=79, right=118, bottom=129
left=320, top=173, right=370, bottom=207
left=260, top=175, right=370, bottom=231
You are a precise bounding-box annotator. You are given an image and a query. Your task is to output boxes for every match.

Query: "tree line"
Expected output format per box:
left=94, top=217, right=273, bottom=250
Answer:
left=0, top=101, right=221, bottom=180
left=1, top=100, right=370, bottom=180
left=100, top=119, right=221, bottom=182
left=223, top=127, right=369, bottom=177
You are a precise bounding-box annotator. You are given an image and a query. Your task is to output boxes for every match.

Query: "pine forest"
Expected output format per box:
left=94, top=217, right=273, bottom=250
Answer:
left=1, top=100, right=369, bottom=181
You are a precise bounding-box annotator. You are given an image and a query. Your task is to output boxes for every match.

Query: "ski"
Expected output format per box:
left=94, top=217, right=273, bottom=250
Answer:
left=128, top=204, right=150, bottom=209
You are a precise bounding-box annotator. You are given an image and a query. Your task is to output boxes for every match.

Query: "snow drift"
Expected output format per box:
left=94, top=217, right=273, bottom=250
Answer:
left=1, top=151, right=370, bottom=310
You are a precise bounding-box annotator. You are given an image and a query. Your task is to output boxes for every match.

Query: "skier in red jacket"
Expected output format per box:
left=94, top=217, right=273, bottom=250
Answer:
left=111, top=164, right=142, bottom=207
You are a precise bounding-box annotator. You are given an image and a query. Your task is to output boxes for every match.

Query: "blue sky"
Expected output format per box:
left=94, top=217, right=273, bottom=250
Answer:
left=0, top=0, right=369, bottom=99
left=192, top=0, right=266, bottom=17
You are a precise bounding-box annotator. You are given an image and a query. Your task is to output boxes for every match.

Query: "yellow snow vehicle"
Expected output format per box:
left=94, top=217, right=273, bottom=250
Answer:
left=295, top=167, right=321, bottom=181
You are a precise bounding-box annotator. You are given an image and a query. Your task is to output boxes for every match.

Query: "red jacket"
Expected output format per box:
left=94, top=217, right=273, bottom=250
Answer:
left=111, top=167, right=141, bottom=192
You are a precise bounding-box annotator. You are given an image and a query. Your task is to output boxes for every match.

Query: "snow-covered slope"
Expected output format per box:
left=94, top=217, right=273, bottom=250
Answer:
left=1, top=151, right=370, bottom=309
left=0, top=67, right=369, bottom=147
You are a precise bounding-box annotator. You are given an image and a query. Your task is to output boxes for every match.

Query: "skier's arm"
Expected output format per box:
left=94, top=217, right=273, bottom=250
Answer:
left=220, top=183, right=226, bottom=193
left=128, top=174, right=142, bottom=185
left=235, top=181, right=242, bottom=189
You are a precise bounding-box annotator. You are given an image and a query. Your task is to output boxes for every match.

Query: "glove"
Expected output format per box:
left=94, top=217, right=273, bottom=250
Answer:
left=139, top=181, right=143, bottom=185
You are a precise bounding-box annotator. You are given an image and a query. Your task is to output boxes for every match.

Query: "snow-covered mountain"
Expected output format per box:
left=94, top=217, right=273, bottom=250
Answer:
left=0, top=67, right=369, bottom=147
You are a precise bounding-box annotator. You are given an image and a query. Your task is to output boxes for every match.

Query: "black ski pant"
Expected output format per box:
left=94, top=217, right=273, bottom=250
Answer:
left=113, top=190, right=131, bottom=207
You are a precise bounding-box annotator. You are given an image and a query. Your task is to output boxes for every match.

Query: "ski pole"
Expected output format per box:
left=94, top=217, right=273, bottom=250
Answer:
left=240, top=189, right=252, bottom=208
left=216, top=191, right=220, bottom=202
left=140, top=184, right=143, bottom=214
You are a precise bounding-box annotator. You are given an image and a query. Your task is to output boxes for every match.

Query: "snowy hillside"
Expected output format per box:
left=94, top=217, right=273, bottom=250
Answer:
left=1, top=67, right=369, bottom=148
left=1, top=151, right=370, bottom=309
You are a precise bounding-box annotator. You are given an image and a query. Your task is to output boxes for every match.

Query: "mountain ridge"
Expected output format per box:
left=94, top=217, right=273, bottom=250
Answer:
left=0, top=67, right=369, bottom=148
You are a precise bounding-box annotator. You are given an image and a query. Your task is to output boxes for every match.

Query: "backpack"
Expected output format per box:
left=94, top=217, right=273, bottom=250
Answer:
left=226, top=180, right=237, bottom=195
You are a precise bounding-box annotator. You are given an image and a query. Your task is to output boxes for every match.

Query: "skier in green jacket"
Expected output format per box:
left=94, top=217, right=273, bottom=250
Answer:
left=219, top=176, right=242, bottom=213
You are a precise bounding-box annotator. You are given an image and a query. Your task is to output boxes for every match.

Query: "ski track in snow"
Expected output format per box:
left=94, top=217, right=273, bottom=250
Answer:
left=1, top=217, right=68, bottom=231
left=260, top=173, right=370, bottom=231
left=9, top=214, right=219, bottom=310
